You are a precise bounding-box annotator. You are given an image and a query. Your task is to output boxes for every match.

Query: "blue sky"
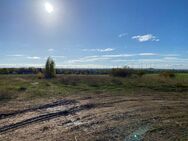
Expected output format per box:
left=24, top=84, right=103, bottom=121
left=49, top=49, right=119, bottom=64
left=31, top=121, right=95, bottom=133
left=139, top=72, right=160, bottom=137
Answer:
left=0, top=0, right=188, bottom=69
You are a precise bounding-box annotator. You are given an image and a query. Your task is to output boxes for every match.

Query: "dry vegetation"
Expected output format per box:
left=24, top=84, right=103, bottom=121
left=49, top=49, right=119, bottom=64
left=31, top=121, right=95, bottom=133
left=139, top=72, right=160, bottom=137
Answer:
left=0, top=74, right=188, bottom=141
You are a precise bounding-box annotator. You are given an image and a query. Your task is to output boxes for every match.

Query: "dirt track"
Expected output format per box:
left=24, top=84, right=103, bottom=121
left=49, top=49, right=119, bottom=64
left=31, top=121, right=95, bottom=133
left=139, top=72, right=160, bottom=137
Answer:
left=0, top=93, right=188, bottom=141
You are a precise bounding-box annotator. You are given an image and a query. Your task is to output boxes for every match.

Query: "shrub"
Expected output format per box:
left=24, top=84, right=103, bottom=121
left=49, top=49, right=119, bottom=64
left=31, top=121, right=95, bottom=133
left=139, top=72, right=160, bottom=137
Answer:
left=111, top=79, right=123, bottom=85
left=169, top=73, right=176, bottom=78
left=111, top=67, right=133, bottom=77
left=137, top=71, right=145, bottom=78
left=159, top=72, right=176, bottom=78
left=18, top=86, right=27, bottom=91
left=36, top=72, right=44, bottom=79
left=0, top=68, right=9, bottom=74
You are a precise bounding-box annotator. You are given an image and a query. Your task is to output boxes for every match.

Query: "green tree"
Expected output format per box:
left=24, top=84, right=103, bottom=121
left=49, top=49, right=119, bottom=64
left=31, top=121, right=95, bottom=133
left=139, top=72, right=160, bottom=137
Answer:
left=45, top=57, right=56, bottom=79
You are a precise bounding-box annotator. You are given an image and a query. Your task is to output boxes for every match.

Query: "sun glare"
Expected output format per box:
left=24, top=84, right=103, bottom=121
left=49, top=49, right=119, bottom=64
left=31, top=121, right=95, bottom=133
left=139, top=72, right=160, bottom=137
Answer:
left=45, top=2, right=54, bottom=14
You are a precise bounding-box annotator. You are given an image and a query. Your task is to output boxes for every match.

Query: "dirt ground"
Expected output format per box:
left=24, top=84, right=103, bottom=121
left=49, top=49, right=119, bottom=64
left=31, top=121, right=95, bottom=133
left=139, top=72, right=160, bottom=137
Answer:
left=0, top=91, right=188, bottom=141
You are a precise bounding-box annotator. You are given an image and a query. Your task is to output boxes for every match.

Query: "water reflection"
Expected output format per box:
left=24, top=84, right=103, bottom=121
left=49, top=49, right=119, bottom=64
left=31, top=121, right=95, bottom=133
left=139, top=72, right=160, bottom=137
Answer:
left=124, top=124, right=150, bottom=141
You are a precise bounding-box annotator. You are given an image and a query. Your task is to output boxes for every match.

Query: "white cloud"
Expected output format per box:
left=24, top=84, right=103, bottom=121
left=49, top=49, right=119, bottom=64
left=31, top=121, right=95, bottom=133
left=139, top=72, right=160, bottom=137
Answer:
left=51, top=55, right=65, bottom=58
left=0, top=64, right=43, bottom=68
left=118, top=33, right=128, bottom=38
left=27, top=56, right=41, bottom=60
left=66, top=53, right=188, bottom=69
left=100, top=48, right=114, bottom=52
left=139, top=53, right=158, bottom=56
left=1, top=56, right=188, bottom=69
left=6, top=54, right=43, bottom=60
left=163, top=57, right=178, bottom=60
left=111, top=59, right=137, bottom=62
left=48, top=48, right=54, bottom=52
left=68, top=54, right=136, bottom=63
left=56, top=64, right=113, bottom=69
left=6, top=54, right=25, bottom=57
left=102, top=54, right=135, bottom=58
left=132, top=34, right=159, bottom=42
left=110, top=58, right=188, bottom=69
left=163, top=54, right=180, bottom=57
left=83, top=48, right=115, bottom=52
left=68, top=56, right=109, bottom=63
left=67, top=53, right=159, bottom=63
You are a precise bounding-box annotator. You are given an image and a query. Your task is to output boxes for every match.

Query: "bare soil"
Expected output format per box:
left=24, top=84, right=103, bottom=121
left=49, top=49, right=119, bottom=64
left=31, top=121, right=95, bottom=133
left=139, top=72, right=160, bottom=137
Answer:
left=0, top=92, right=188, bottom=141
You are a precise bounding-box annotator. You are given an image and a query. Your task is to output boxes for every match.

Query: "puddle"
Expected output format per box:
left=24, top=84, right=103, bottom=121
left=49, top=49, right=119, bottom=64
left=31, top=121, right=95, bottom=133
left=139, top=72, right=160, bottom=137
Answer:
left=65, top=120, right=85, bottom=128
left=124, top=125, right=150, bottom=141
left=46, top=106, right=69, bottom=112
left=71, top=121, right=83, bottom=126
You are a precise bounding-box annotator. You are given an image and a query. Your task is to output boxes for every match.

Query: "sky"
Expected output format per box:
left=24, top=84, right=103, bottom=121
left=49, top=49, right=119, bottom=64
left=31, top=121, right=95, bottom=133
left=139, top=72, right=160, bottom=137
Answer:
left=0, top=0, right=188, bottom=69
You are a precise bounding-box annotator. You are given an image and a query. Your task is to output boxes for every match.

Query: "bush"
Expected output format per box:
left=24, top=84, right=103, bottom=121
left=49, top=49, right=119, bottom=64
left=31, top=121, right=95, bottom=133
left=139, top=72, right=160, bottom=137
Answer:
left=0, top=68, right=9, bottom=74
left=159, top=72, right=176, bottom=78
left=18, top=86, right=27, bottom=91
left=36, top=72, right=44, bottom=79
left=111, top=79, right=123, bottom=85
left=111, top=68, right=133, bottom=77
left=137, top=71, right=145, bottom=78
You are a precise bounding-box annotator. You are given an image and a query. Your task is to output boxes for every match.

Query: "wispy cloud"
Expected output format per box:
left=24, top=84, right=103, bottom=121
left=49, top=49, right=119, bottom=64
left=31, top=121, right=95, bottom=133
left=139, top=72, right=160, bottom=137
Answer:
left=51, top=55, right=65, bottom=58
left=100, top=48, right=115, bottom=52
left=68, top=54, right=138, bottom=63
left=163, top=54, right=180, bottom=57
left=56, top=64, right=113, bottom=69
left=6, top=54, right=43, bottom=60
left=112, top=58, right=188, bottom=63
left=48, top=48, right=55, bottom=52
left=132, top=34, right=159, bottom=42
left=139, top=53, right=158, bottom=56
left=118, top=33, right=128, bottom=38
left=6, top=54, right=25, bottom=57
left=163, top=57, right=178, bottom=60
left=83, top=48, right=115, bottom=52
left=0, top=64, right=43, bottom=68
left=6, top=54, right=65, bottom=60
left=1, top=57, right=188, bottom=69
left=102, top=54, right=135, bottom=58
left=27, top=56, right=41, bottom=60
left=68, top=56, right=109, bottom=63
left=66, top=53, right=184, bottom=65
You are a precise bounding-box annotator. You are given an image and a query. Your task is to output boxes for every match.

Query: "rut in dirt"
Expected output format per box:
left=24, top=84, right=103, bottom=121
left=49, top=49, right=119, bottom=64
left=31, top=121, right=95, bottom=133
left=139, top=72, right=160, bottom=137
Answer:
left=0, top=99, right=78, bottom=120
left=0, top=103, right=95, bottom=134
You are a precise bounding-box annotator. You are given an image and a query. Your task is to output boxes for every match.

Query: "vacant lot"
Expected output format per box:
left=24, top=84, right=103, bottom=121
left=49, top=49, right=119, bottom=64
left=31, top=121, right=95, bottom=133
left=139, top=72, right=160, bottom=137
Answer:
left=0, top=74, right=188, bottom=141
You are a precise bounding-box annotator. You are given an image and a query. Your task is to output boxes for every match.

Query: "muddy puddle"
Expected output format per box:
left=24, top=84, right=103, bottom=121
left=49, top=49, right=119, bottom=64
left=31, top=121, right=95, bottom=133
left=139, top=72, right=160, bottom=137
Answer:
left=125, top=124, right=151, bottom=141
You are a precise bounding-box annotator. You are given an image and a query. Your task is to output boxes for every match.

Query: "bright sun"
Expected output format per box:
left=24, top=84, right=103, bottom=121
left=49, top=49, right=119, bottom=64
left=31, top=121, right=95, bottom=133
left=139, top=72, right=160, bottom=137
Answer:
left=45, top=2, right=54, bottom=14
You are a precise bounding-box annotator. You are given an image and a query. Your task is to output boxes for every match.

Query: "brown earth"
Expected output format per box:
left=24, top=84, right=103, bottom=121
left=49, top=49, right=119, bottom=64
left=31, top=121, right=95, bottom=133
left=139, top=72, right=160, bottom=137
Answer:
left=0, top=92, right=188, bottom=141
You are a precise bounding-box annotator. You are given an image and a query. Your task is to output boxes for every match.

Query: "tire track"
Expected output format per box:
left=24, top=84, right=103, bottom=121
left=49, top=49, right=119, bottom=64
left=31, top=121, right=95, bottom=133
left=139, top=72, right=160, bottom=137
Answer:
left=0, top=103, right=95, bottom=134
left=0, top=99, right=78, bottom=120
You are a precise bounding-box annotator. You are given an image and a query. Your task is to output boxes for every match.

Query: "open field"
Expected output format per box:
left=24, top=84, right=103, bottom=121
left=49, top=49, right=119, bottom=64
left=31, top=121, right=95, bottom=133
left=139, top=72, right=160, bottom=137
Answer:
left=0, top=74, right=188, bottom=141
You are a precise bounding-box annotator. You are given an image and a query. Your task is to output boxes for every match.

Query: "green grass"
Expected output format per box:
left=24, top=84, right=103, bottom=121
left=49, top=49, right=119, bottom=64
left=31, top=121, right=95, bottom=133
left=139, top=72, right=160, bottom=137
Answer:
left=0, top=73, right=188, bottom=103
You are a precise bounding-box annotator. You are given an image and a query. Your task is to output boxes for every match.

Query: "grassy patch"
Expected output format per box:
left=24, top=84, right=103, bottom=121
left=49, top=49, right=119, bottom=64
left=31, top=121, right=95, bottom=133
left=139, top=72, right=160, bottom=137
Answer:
left=0, top=73, right=187, bottom=101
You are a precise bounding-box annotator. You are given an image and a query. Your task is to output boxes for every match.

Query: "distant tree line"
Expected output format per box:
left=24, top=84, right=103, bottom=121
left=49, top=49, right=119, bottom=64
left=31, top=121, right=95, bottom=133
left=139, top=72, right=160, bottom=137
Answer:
left=0, top=67, right=42, bottom=74
left=1, top=57, right=187, bottom=80
left=0, top=61, right=188, bottom=76
left=0, top=67, right=187, bottom=75
left=0, top=68, right=112, bottom=75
